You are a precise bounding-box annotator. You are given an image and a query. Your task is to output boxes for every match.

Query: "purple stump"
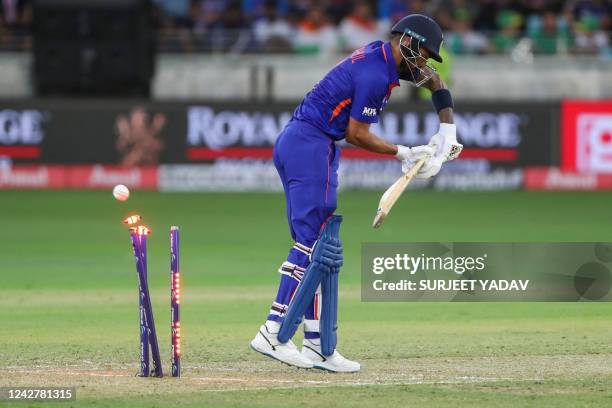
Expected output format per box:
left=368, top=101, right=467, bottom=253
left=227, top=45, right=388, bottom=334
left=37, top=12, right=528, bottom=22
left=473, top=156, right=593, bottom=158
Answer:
left=130, top=227, right=163, bottom=378
left=130, top=232, right=149, bottom=377
left=170, top=226, right=181, bottom=377
left=140, top=232, right=163, bottom=377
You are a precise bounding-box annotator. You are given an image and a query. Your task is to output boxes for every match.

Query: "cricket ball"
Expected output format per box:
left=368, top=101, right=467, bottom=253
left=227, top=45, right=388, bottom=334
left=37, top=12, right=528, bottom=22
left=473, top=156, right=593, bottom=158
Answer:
left=113, top=184, right=130, bottom=201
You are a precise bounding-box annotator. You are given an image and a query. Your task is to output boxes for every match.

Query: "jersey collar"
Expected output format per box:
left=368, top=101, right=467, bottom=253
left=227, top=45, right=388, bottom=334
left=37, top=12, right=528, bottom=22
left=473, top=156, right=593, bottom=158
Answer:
left=383, top=42, right=400, bottom=87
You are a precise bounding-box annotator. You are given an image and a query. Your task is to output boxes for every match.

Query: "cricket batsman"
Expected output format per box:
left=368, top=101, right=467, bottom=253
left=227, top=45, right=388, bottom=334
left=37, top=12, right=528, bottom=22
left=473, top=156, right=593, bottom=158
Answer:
left=250, top=14, right=463, bottom=372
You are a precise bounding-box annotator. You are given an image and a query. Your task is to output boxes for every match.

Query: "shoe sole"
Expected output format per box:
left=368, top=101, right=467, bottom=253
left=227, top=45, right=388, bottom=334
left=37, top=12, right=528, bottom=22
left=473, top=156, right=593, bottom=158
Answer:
left=250, top=343, right=313, bottom=369
left=312, top=363, right=360, bottom=373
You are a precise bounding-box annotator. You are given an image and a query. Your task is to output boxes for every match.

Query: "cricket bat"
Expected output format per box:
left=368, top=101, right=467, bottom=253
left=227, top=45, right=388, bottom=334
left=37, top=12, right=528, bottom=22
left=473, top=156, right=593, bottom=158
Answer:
left=372, top=158, right=426, bottom=229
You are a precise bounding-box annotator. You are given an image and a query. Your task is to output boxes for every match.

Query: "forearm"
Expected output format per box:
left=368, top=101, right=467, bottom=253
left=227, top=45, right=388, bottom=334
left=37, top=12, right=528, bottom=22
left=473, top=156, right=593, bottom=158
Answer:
left=423, top=74, right=454, bottom=124
left=437, top=107, right=453, bottom=124
left=346, top=130, right=398, bottom=155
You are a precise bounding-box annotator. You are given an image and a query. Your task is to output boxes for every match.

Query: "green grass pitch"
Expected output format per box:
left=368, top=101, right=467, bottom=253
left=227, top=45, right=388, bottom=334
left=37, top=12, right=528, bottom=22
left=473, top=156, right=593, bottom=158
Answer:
left=1, top=190, right=611, bottom=407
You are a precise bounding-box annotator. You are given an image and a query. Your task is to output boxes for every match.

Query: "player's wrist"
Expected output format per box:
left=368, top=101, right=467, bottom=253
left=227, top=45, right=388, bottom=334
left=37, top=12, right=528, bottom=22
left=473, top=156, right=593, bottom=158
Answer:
left=438, top=123, right=456, bottom=140
left=395, top=145, right=409, bottom=160
left=431, top=89, right=453, bottom=113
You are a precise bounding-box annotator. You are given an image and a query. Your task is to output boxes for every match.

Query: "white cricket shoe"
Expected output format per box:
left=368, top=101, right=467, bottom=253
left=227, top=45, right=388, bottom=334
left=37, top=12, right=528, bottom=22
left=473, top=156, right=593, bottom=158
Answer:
left=301, top=338, right=361, bottom=373
left=250, top=321, right=314, bottom=369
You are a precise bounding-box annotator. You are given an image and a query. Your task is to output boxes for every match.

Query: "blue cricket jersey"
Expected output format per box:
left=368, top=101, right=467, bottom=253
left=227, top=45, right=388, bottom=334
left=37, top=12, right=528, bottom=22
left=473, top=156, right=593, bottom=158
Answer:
left=292, top=41, right=400, bottom=141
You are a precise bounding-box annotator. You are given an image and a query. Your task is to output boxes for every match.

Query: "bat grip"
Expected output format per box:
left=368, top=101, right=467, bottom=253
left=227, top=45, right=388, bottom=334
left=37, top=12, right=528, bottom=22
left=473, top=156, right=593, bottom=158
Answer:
left=406, top=157, right=427, bottom=177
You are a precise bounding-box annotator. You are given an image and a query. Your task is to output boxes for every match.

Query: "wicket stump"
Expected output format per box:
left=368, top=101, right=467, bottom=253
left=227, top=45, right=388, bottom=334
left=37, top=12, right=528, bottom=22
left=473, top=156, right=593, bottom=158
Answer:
left=170, top=226, right=181, bottom=377
left=130, top=231, right=150, bottom=377
left=130, top=226, right=163, bottom=377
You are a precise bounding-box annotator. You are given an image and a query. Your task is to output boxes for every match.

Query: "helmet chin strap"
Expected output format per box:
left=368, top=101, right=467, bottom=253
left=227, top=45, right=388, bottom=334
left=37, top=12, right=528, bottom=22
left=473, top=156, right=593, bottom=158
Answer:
left=398, top=32, right=435, bottom=87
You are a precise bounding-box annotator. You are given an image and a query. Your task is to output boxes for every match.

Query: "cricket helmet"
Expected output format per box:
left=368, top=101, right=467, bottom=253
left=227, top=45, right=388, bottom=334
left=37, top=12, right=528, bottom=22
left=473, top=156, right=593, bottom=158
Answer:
left=391, top=14, right=444, bottom=62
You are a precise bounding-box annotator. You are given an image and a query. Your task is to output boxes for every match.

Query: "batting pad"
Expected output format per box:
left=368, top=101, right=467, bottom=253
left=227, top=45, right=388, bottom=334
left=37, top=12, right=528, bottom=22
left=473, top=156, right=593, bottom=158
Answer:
left=278, top=215, right=343, bottom=356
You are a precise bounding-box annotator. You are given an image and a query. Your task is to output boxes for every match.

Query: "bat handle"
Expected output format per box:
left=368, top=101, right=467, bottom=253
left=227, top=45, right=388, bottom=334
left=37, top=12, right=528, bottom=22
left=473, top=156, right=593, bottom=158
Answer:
left=406, top=157, right=427, bottom=177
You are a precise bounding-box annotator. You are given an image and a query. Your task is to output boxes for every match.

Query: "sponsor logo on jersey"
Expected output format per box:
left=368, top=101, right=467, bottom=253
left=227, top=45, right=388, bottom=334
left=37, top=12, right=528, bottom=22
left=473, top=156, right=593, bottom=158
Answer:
left=362, top=107, right=377, bottom=117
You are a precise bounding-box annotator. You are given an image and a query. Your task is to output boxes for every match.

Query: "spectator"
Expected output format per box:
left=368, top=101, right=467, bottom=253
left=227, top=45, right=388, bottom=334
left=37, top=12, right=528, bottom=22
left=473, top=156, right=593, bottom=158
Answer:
left=246, top=0, right=289, bottom=19
left=434, top=0, right=481, bottom=31
left=221, top=1, right=253, bottom=52
left=573, top=14, right=609, bottom=54
left=0, top=0, right=31, bottom=49
left=473, top=0, right=501, bottom=32
left=530, top=11, right=573, bottom=54
left=566, top=0, right=611, bottom=51
left=193, top=0, right=227, bottom=33
left=379, top=0, right=408, bottom=24
left=407, top=0, right=428, bottom=15
left=153, top=0, right=195, bottom=51
left=379, top=0, right=436, bottom=23
left=193, top=0, right=254, bottom=53
left=192, top=0, right=228, bottom=51
left=153, top=0, right=194, bottom=28
left=568, top=0, right=611, bottom=28
left=287, top=0, right=311, bottom=23
left=492, top=10, right=522, bottom=53
left=254, top=0, right=293, bottom=52
left=445, top=8, right=490, bottom=54
left=293, top=6, right=337, bottom=55
left=3, top=0, right=608, bottom=56
left=326, top=0, right=352, bottom=25
left=338, top=0, right=384, bottom=51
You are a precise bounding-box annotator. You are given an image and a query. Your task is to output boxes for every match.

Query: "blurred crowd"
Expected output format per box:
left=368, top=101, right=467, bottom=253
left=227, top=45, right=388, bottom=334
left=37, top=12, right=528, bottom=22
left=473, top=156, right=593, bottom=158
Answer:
left=0, top=0, right=31, bottom=48
left=0, top=0, right=610, bottom=55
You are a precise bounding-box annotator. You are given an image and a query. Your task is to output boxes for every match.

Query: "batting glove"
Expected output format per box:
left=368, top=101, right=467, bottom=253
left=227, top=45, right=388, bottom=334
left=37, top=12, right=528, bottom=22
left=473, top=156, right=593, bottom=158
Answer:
left=428, top=123, right=463, bottom=162
left=396, top=144, right=435, bottom=175
left=416, top=155, right=444, bottom=179
left=414, top=124, right=463, bottom=179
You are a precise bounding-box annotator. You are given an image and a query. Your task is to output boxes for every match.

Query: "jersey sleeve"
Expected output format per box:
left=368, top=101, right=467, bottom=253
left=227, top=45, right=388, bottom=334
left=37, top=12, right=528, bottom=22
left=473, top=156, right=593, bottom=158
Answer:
left=349, top=68, right=386, bottom=124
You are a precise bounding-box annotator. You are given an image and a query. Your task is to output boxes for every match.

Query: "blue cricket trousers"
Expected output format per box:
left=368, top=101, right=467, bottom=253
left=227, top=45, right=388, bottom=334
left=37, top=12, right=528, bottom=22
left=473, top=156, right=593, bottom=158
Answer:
left=273, top=119, right=340, bottom=249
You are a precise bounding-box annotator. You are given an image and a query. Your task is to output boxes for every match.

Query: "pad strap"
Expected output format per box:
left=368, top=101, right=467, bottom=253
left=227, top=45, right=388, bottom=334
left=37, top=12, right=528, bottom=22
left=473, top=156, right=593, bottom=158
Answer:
left=293, top=242, right=312, bottom=256
left=278, top=261, right=306, bottom=283
left=269, top=301, right=288, bottom=317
